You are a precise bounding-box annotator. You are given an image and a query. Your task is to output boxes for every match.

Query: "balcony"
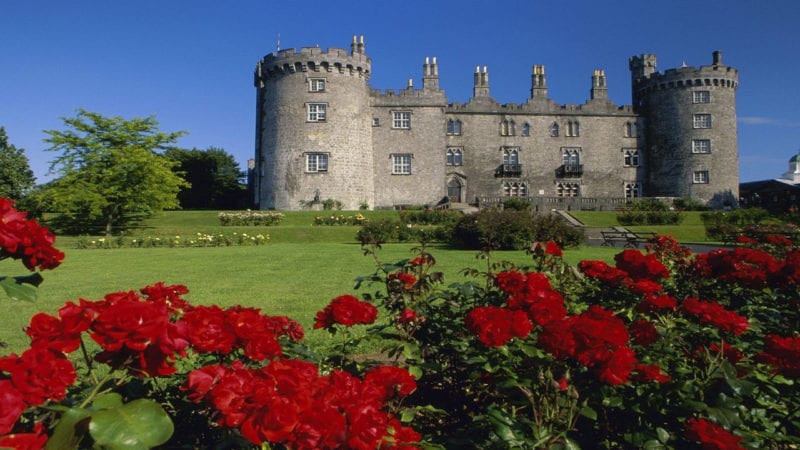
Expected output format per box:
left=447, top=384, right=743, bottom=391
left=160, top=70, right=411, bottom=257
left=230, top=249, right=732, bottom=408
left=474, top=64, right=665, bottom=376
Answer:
left=556, top=164, right=583, bottom=178
left=495, top=164, right=523, bottom=177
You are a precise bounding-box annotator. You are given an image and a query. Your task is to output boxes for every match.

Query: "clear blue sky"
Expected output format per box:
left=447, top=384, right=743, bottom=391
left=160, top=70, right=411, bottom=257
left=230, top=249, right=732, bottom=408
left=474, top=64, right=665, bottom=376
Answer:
left=2, top=0, right=799, bottom=184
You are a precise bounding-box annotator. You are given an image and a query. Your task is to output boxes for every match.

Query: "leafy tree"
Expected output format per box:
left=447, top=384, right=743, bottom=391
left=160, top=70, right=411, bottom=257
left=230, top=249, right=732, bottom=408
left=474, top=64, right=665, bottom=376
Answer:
left=164, top=147, right=247, bottom=209
left=43, top=109, right=188, bottom=236
left=0, top=126, right=36, bottom=201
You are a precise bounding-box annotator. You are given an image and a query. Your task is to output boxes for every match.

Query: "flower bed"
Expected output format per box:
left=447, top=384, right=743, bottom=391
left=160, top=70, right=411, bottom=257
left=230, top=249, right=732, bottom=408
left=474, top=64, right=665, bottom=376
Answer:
left=76, top=232, right=269, bottom=249
left=2, top=196, right=800, bottom=449
left=217, top=210, right=284, bottom=226
left=313, top=213, right=368, bottom=226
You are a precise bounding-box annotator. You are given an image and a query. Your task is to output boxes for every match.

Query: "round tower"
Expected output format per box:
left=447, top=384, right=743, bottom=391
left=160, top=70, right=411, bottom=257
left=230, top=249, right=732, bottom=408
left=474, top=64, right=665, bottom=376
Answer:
left=254, top=36, right=374, bottom=210
left=630, top=51, right=739, bottom=208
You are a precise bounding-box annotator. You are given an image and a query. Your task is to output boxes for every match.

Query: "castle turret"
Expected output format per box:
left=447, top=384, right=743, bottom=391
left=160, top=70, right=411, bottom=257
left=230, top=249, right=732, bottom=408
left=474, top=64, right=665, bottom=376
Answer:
left=254, top=37, right=374, bottom=210
left=530, top=65, right=547, bottom=99
left=631, top=51, right=739, bottom=208
left=473, top=66, right=490, bottom=98
left=590, top=69, right=608, bottom=100
left=423, top=56, right=440, bottom=90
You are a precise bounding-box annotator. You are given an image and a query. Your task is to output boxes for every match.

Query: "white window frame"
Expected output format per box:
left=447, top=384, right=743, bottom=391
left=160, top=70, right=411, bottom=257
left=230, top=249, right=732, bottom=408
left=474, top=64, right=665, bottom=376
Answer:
left=562, top=147, right=581, bottom=166
left=392, top=111, right=411, bottom=129
left=692, top=139, right=712, bottom=154
left=624, top=182, right=642, bottom=198
left=309, top=78, right=326, bottom=92
left=500, top=119, right=516, bottom=136
left=693, top=170, right=710, bottom=184
left=521, top=122, right=530, bottom=136
left=693, top=114, right=712, bottom=129
left=392, top=154, right=412, bottom=175
left=550, top=122, right=559, bottom=137
left=623, top=149, right=640, bottom=167
left=305, top=153, right=329, bottom=173
left=556, top=182, right=580, bottom=198
left=307, top=103, right=327, bottom=122
left=503, top=181, right=528, bottom=198
left=502, top=147, right=520, bottom=165
left=446, top=147, right=463, bottom=166
left=624, top=121, right=636, bottom=138
left=566, top=120, right=580, bottom=137
left=693, top=90, right=710, bottom=103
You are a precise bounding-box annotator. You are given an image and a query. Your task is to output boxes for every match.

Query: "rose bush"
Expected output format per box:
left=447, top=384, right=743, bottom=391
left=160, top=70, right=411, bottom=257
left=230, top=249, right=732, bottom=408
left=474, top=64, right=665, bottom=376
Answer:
left=3, top=194, right=800, bottom=449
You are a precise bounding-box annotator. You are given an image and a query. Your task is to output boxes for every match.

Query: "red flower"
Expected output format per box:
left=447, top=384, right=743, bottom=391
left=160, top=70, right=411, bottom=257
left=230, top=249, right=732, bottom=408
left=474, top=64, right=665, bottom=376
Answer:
left=757, top=334, right=800, bottom=378
left=25, top=312, right=82, bottom=353
left=1, top=347, right=76, bottom=405
left=397, top=308, right=418, bottom=324
left=0, top=380, right=25, bottom=435
left=684, top=417, right=744, bottom=449
left=0, top=421, right=48, bottom=450
left=182, top=305, right=238, bottom=354
left=465, top=306, right=532, bottom=347
left=0, top=197, right=65, bottom=271
left=140, top=282, right=191, bottom=312
left=636, top=294, right=678, bottom=314
left=388, top=272, right=416, bottom=291
left=314, top=295, right=378, bottom=329
left=578, top=260, right=628, bottom=286
left=682, top=298, right=749, bottom=336
left=545, top=241, right=563, bottom=257
left=633, top=363, right=671, bottom=383
left=596, top=346, right=637, bottom=385
left=614, top=249, right=669, bottom=281
left=364, top=366, right=417, bottom=400
left=629, top=319, right=659, bottom=347
left=495, top=271, right=527, bottom=295
left=625, top=279, right=663, bottom=296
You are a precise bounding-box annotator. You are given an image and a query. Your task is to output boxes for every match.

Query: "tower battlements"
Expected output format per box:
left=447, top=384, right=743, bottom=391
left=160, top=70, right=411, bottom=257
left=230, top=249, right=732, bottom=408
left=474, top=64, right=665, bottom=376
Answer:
left=254, top=38, right=371, bottom=87
left=631, top=51, right=738, bottom=104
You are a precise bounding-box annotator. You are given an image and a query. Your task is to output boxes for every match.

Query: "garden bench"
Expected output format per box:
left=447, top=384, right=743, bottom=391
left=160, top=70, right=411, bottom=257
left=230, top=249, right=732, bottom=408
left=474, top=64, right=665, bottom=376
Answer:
left=600, top=230, right=657, bottom=248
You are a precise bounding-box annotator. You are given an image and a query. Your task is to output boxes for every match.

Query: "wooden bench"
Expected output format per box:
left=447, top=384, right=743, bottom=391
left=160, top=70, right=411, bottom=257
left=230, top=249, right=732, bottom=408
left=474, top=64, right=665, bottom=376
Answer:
left=600, top=230, right=657, bottom=248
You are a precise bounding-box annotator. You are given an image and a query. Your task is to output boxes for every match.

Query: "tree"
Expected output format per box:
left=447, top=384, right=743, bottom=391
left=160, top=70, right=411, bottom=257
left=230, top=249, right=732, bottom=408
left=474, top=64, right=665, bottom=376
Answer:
left=164, top=147, right=248, bottom=209
left=0, top=127, right=36, bottom=201
left=43, top=109, right=189, bottom=236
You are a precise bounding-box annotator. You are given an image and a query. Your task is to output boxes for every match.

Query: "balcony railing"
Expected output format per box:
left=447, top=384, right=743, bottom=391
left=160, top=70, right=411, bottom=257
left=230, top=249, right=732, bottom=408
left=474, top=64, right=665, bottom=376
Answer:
left=556, top=164, right=583, bottom=177
left=495, top=164, right=523, bottom=177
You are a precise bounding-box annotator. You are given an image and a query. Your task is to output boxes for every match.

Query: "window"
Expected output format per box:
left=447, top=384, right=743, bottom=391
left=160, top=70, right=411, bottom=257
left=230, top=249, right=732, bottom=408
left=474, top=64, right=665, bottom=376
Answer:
left=550, top=122, right=559, bottom=137
left=566, top=120, right=580, bottom=137
left=693, top=114, right=712, bottom=129
left=503, top=181, right=528, bottom=197
left=446, top=147, right=463, bottom=166
left=562, top=147, right=580, bottom=166
left=447, top=119, right=462, bottom=135
left=309, top=78, right=326, bottom=92
left=556, top=182, right=580, bottom=198
left=372, top=117, right=380, bottom=126
left=305, top=153, right=329, bottom=173
left=500, top=119, right=516, bottom=136
left=392, top=154, right=412, bottom=174
left=624, top=182, right=642, bottom=198
left=693, top=90, right=710, bottom=103
left=521, top=123, right=530, bottom=136
left=392, top=111, right=411, bottom=129
left=623, top=149, right=640, bottom=167
left=693, top=170, right=709, bottom=184
left=692, top=139, right=711, bottom=154
left=502, top=147, right=519, bottom=165
left=307, top=103, right=327, bottom=122
left=624, top=121, right=636, bottom=137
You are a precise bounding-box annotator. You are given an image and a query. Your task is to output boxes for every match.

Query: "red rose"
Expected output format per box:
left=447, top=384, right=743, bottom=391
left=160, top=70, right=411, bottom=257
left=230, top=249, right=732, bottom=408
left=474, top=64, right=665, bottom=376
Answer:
left=578, top=260, right=629, bottom=286
left=684, top=417, right=744, bottom=449
left=314, top=295, right=378, bottom=329
left=364, top=366, right=417, bottom=400
left=614, top=249, right=669, bottom=281
left=633, top=363, right=671, bottom=383
left=629, top=319, right=659, bottom=347
left=26, top=312, right=82, bottom=353
left=465, top=306, right=532, bottom=347
left=397, top=308, right=417, bottom=324
left=636, top=294, right=678, bottom=314
left=183, top=305, right=238, bottom=354
left=758, top=334, right=800, bottom=378
left=5, top=347, right=76, bottom=405
left=0, top=421, right=48, bottom=450
left=0, top=380, right=25, bottom=435
left=387, top=272, right=416, bottom=291
left=682, top=298, right=749, bottom=336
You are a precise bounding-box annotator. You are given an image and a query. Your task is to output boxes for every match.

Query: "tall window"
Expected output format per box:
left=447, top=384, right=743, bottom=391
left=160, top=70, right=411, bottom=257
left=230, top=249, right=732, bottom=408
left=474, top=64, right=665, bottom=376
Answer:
left=500, top=119, right=516, bottom=136
left=521, top=123, right=530, bottom=136
left=556, top=182, right=580, bottom=198
left=562, top=147, right=580, bottom=166
left=503, top=182, right=528, bottom=197
left=566, top=120, right=580, bottom=137
left=692, top=139, right=712, bottom=154
left=447, top=119, right=462, bottom=135
left=393, top=111, right=411, bottom=129
left=392, top=154, right=412, bottom=174
left=624, top=182, right=641, bottom=198
left=550, top=122, right=559, bottom=137
left=309, top=78, right=326, bottom=92
left=502, top=147, right=519, bottom=165
left=307, top=103, right=327, bottom=122
left=305, top=153, right=329, bottom=173
left=693, top=170, right=709, bottom=184
left=693, top=114, right=712, bottom=129
left=623, top=149, right=640, bottom=167
left=624, top=122, right=636, bottom=137
left=693, top=91, right=710, bottom=103
left=446, top=147, right=463, bottom=166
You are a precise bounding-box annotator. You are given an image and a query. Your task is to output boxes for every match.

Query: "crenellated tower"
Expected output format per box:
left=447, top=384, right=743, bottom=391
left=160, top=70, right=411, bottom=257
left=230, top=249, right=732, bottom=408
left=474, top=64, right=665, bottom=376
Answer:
left=253, top=35, right=374, bottom=210
left=630, top=51, right=739, bottom=207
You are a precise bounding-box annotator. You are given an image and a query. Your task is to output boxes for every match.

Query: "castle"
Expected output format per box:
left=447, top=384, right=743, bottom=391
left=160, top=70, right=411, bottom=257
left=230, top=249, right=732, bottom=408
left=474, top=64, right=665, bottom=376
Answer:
left=253, top=36, right=739, bottom=210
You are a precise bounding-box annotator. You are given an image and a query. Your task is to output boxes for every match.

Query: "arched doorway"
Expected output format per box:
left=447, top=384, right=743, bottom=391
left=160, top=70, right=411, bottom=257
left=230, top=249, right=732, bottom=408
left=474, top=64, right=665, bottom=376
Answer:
left=447, top=177, right=463, bottom=203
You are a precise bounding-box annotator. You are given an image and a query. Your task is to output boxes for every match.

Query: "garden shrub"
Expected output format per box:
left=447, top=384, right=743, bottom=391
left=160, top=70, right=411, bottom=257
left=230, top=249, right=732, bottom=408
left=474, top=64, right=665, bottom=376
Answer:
left=673, top=197, right=710, bottom=211
left=501, top=197, right=531, bottom=211
left=617, top=199, right=683, bottom=225
left=530, top=213, right=585, bottom=247
left=398, top=209, right=462, bottom=226
left=217, top=210, right=284, bottom=226
left=313, top=213, right=367, bottom=226
left=450, top=209, right=583, bottom=250
left=700, top=207, right=769, bottom=241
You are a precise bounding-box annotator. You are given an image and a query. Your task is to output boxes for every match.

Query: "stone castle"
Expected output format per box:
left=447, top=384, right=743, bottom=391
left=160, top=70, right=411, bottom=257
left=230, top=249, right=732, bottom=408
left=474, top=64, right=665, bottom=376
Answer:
left=252, top=35, right=739, bottom=210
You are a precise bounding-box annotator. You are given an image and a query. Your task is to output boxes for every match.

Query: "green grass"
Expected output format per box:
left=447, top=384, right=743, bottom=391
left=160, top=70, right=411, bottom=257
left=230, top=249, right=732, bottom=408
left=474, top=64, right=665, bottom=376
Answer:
left=569, top=210, right=712, bottom=243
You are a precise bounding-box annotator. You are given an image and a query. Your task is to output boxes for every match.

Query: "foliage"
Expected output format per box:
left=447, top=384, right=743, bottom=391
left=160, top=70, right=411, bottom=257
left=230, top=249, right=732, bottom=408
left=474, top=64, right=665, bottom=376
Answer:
left=42, top=109, right=188, bottom=236
left=450, top=209, right=583, bottom=250
left=217, top=210, right=284, bottom=226
left=398, top=209, right=462, bottom=226
left=0, top=198, right=64, bottom=302
left=618, top=199, right=683, bottom=225
left=673, top=197, right=711, bottom=211
left=0, top=127, right=36, bottom=202
left=502, top=197, right=531, bottom=211
left=164, top=147, right=248, bottom=209
left=76, top=231, right=269, bottom=249
left=356, top=219, right=421, bottom=245
left=314, top=213, right=368, bottom=226
left=700, top=208, right=770, bottom=241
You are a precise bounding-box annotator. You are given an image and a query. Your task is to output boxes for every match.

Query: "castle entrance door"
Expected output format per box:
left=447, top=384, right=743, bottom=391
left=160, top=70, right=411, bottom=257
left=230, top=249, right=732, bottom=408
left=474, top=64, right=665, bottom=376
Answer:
left=447, top=178, right=462, bottom=203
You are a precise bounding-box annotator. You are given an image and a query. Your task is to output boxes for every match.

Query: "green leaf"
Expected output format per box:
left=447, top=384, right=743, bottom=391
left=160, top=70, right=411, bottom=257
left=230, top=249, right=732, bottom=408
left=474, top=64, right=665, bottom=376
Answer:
left=579, top=406, right=597, bottom=421
left=89, top=398, right=174, bottom=449
left=92, top=392, right=124, bottom=410
left=45, top=407, right=91, bottom=450
left=407, top=365, right=423, bottom=379
left=562, top=437, right=582, bottom=450
left=656, top=427, right=670, bottom=444
left=642, top=439, right=666, bottom=449
left=0, top=275, right=41, bottom=302
left=401, top=408, right=416, bottom=423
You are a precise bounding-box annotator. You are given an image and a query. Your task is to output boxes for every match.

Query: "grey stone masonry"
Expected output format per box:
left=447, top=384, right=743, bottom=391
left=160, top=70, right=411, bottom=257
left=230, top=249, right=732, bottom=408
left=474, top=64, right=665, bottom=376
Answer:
left=254, top=36, right=739, bottom=210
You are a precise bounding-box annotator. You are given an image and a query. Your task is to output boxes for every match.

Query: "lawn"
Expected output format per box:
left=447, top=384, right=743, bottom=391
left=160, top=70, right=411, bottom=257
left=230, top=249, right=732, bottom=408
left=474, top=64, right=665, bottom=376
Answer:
left=569, top=210, right=712, bottom=243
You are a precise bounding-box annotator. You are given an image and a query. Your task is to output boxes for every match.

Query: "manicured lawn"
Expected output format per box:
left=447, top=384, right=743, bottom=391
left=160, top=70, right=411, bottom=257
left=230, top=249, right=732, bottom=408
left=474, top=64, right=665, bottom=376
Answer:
left=570, top=210, right=712, bottom=243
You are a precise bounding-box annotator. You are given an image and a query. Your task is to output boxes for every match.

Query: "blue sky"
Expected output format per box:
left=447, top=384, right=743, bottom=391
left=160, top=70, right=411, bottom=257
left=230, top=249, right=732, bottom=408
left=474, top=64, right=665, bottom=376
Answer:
left=2, top=0, right=799, bottom=184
